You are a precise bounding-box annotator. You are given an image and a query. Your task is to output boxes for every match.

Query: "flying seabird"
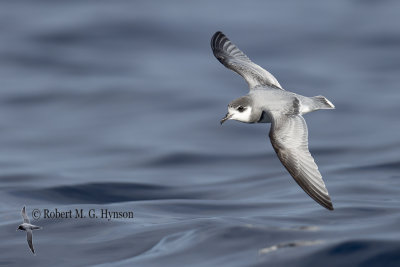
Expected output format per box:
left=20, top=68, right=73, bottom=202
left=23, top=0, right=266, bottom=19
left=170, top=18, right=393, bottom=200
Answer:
left=212, top=31, right=335, bottom=210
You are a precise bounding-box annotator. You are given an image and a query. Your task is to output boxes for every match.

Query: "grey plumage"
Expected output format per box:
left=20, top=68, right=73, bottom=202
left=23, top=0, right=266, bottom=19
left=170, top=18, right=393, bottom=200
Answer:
left=211, top=31, right=282, bottom=90
left=21, top=206, right=30, bottom=223
left=269, top=114, right=333, bottom=210
left=26, top=230, right=34, bottom=254
left=17, top=206, right=42, bottom=254
left=212, top=31, right=334, bottom=210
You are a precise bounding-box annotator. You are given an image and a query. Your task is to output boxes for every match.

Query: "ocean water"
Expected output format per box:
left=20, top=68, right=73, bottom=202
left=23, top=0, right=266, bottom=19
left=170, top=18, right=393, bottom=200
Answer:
left=1, top=1, right=400, bottom=266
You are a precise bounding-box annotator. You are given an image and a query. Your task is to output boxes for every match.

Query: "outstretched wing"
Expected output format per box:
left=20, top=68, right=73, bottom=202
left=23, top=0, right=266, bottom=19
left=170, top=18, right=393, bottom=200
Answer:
left=27, top=230, right=35, bottom=254
left=211, top=31, right=282, bottom=90
left=269, top=113, right=333, bottom=210
left=21, top=206, right=30, bottom=223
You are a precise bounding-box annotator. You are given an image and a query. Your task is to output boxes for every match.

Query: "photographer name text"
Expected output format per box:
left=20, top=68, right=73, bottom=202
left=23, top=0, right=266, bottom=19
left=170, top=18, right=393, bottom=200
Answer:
left=32, top=208, right=134, bottom=221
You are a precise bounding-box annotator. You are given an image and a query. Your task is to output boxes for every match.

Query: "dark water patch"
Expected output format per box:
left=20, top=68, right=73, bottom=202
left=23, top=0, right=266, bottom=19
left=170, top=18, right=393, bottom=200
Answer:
left=343, top=161, right=400, bottom=172
left=144, top=151, right=272, bottom=167
left=330, top=240, right=369, bottom=255
left=0, top=173, right=43, bottom=183
left=31, top=18, right=199, bottom=52
left=0, top=52, right=124, bottom=75
left=17, top=182, right=208, bottom=204
left=2, top=90, right=78, bottom=106
left=366, top=161, right=400, bottom=171
left=300, top=240, right=400, bottom=267
left=33, top=21, right=168, bottom=45
left=1, top=87, right=170, bottom=107
left=363, top=34, right=400, bottom=48
left=163, top=98, right=219, bottom=112
left=212, top=172, right=284, bottom=186
left=145, top=152, right=221, bottom=167
left=145, top=201, right=274, bottom=216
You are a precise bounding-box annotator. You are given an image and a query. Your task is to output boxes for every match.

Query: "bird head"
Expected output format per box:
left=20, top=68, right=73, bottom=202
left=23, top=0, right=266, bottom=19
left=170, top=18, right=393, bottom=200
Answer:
left=221, top=96, right=253, bottom=124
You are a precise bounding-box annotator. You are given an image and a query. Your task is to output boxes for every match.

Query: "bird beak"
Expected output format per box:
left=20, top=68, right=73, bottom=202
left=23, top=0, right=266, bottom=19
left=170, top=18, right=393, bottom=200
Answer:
left=220, top=113, right=232, bottom=125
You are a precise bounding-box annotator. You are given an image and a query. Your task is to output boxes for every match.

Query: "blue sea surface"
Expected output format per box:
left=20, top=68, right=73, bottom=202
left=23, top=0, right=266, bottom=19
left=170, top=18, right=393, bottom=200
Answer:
left=1, top=1, right=400, bottom=266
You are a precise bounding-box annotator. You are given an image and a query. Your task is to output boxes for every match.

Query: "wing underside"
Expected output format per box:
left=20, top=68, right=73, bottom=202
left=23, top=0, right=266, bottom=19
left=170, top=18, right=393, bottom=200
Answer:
left=211, top=31, right=282, bottom=90
left=27, top=230, right=35, bottom=254
left=269, top=113, right=333, bottom=210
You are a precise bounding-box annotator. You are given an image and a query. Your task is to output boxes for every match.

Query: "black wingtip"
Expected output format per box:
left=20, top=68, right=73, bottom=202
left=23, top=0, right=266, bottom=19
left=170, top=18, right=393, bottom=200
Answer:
left=212, top=31, right=224, bottom=40
left=321, top=199, right=334, bottom=211
left=211, top=31, right=226, bottom=50
left=300, top=183, right=335, bottom=211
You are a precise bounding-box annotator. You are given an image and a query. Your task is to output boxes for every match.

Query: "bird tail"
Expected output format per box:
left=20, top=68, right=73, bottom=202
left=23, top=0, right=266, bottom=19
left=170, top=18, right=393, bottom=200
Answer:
left=311, top=95, right=335, bottom=109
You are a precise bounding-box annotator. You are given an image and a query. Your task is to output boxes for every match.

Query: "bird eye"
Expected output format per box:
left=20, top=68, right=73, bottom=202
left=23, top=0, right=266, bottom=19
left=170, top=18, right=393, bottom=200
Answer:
left=237, top=106, right=245, bottom=112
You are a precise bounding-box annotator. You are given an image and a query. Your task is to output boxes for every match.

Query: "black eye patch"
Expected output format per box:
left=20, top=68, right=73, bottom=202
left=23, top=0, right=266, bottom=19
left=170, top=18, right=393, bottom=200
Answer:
left=237, top=106, right=245, bottom=112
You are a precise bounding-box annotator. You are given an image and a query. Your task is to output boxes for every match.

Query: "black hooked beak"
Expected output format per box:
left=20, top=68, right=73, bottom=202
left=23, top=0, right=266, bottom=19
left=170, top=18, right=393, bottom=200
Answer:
left=220, top=113, right=232, bottom=125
